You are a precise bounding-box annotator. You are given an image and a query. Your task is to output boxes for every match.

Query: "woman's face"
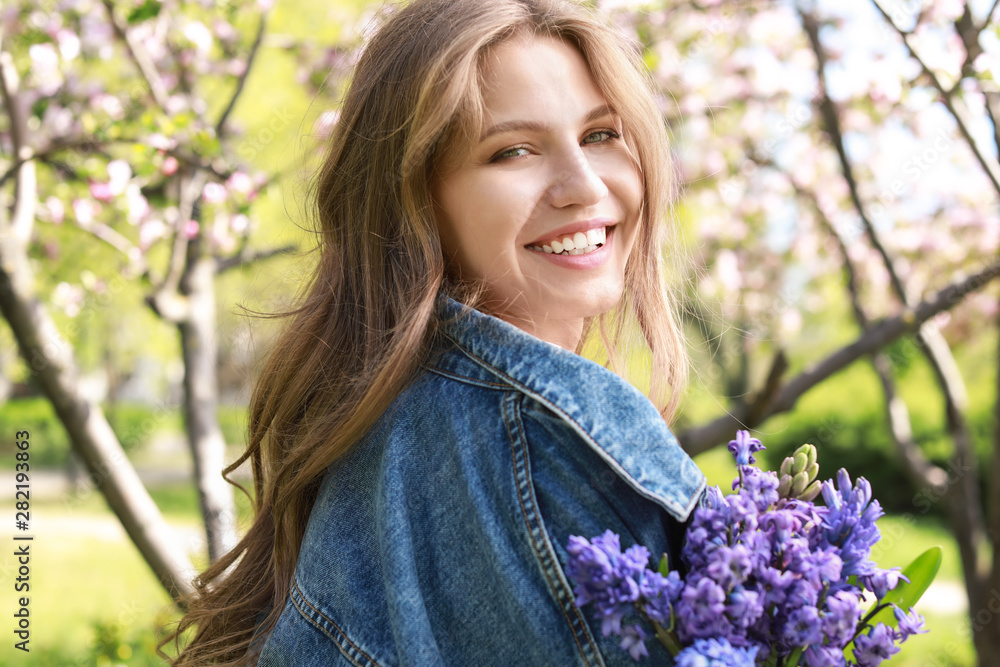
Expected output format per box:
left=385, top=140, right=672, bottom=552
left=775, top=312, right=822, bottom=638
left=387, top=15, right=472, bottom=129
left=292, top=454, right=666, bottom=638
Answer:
left=433, top=35, right=643, bottom=351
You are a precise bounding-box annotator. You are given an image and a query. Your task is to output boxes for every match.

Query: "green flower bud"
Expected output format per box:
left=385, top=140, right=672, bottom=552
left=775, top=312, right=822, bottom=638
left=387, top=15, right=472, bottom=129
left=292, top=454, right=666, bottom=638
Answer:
left=792, top=470, right=810, bottom=496
left=804, top=444, right=817, bottom=470
left=777, top=474, right=793, bottom=498
left=806, top=462, right=819, bottom=482
left=780, top=456, right=794, bottom=478
left=799, top=480, right=822, bottom=502
left=792, top=451, right=809, bottom=476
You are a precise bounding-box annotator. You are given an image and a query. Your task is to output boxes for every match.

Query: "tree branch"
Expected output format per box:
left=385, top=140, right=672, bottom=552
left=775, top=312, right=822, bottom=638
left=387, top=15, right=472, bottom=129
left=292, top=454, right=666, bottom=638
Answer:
left=871, top=0, right=1000, bottom=198
left=100, top=0, right=171, bottom=110
left=800, top=8, right=910, bottom=306
left=678, top=259, right=1000, bottom=454
left=0, top=49, right=35, bottom=245
left=0, top=222, right=196, bottom=606
left=789, top=177, right=949, bottom=494
left=216, top=10, right=269, bottom=140
left=984, top=0, right=1000, bottom=30
left=803, top=6, right=989, bottom=598
left=215, top=243, right=296, bottom=273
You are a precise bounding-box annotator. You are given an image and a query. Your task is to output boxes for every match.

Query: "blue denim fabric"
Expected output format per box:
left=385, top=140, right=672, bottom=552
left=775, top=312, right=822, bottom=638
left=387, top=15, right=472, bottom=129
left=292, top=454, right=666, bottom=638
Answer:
left=256, top=296, right=706, bottom=666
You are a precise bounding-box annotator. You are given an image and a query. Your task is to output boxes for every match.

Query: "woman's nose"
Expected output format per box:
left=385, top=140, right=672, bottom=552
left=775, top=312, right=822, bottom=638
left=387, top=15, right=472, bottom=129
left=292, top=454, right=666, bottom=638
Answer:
left=546, top=149, right=610, bottom=209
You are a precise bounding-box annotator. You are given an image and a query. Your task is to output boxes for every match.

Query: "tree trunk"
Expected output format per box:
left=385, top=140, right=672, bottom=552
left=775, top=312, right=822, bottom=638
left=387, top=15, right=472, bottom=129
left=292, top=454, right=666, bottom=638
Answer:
left=0, top=242, right=196, bottom=604
left=975, top=303, right=1000, bottom=667
left=179, top=244, right=237, bottom=563
left=0, top=47, right=195, bottom=604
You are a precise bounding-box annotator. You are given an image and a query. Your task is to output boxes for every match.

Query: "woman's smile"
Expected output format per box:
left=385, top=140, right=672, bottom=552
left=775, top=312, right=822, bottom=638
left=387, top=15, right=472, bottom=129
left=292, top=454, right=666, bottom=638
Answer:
left=432, top=34, right=643, bottom=350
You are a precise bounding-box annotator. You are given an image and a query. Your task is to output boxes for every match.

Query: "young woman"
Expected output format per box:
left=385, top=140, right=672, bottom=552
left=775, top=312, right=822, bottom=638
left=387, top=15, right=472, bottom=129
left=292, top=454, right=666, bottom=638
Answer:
left=163, top=0, right=705, bottom=664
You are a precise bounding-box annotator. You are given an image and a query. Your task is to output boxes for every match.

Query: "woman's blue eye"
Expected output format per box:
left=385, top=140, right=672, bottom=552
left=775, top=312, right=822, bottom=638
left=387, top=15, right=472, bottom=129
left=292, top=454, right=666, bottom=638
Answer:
left=583, top=130, right=618, bottom=144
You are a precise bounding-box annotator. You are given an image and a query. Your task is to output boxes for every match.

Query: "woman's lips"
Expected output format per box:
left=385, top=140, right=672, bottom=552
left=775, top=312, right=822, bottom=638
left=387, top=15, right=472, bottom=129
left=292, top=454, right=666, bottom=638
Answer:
left=526, top=224, right=612, bottom=255
left=526, top=225, right=615, bottom=269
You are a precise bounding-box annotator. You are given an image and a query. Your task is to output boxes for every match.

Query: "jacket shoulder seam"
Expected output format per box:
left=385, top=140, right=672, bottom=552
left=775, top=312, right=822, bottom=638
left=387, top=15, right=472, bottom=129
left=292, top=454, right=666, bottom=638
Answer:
left=424, top=364, right=510, bottom=390
left=289, top=576, right=387, bottom=667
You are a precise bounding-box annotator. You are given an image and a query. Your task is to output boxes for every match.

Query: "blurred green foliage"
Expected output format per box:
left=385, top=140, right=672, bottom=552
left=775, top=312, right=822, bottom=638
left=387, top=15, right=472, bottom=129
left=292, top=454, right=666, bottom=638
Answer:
left=750, top=332, right=996, bottom=516
left=0, top=397, right=250, bottom=469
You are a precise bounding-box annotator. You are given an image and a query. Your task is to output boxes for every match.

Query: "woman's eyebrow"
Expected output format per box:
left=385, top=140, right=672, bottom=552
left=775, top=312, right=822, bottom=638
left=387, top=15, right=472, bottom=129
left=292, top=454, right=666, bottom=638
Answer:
left=479, top=104, right=616, bottom=141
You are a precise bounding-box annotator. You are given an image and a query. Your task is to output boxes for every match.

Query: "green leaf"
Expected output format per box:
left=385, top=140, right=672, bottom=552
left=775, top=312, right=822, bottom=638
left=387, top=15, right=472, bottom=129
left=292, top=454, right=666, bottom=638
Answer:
left=127, top=0, right=162, bottom=24
left=844, top=546, right=942, bottom=661
left=658, top=553, right=670, bottom=577
left=869, top=546, right=942, bottom=626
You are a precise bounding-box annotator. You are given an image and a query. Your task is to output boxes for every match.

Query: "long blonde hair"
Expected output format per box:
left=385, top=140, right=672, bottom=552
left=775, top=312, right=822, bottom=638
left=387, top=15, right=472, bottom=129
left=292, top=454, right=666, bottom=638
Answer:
left=161, top=0, right=686, bottom=663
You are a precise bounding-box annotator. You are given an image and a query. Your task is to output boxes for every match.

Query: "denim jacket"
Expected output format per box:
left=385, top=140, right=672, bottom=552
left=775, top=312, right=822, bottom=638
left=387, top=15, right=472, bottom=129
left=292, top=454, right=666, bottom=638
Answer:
left=256, top=296, right=706, bottom=666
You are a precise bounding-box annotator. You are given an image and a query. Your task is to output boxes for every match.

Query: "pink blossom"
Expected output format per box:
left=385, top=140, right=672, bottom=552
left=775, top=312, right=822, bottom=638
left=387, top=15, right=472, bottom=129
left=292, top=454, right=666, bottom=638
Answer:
left=162, top=156, right=179, bottom=176
left=55, top=28, right=80, bottom=61
left=183, top=20, right=214, bottom=55
left=28, top=43, right=62, bottom=95
left=73, top=198, right=100, bottom=225
left=45, top=196, right=65, bottom=224
left=230, top=214, right=249, bottom=234
left=202, top=182, right=228, bottom=204
left=139, top=219, right=167, bottom=248
left=149, top=134, right=176, bottom=151
left=227, top=171, right=253, bottom=195
left=126, top=184, right=150, bottom=224
left=107, top=160, right=132, bottom=196
left=89, top=182, right=114, bottom=203
left=313, top=110, right=340, bottom=139
left=52, top=282, right=84, bottom=318
left=184, top=220, right=200, bottom=239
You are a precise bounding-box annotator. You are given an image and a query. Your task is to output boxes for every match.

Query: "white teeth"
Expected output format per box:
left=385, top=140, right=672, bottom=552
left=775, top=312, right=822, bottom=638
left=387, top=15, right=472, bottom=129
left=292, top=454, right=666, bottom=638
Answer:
left=586, top=228, right=605, bottom=245
left=531, top=226, right=609, bottom=256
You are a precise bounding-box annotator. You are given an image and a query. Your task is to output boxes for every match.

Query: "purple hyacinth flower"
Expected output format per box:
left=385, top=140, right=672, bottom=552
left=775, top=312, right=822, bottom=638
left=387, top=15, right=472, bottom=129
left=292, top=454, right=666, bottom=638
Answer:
left=706, top=544, right=753, bottom=590
left=860, top=567, right=908, bottom=600
left=853, top=623, right=900, bottom=666
left=893, top=606, right=927, bottom=641
left=640, top=570, right=682, bottom=625
left=728, top=430, right=765, bottom=466
left=566, top=531, right=645, bottom=638
left=726, top=586, right=764, bottom=630
left=675, top=637, right=759, bottom=666
left=821, top=590, right=862, bottom=647
left=676, top=576, right=729, bottom=640
left=782, top=605, right=824, bottom=646
left=619, top=624, right=650, bottom=661
left=803, top=644, right=847, bottom=667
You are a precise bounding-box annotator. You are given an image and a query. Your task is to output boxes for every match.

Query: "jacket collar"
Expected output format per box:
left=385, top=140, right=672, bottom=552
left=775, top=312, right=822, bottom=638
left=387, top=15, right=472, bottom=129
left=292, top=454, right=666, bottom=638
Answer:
left=432, top=295, right=705, bottom=521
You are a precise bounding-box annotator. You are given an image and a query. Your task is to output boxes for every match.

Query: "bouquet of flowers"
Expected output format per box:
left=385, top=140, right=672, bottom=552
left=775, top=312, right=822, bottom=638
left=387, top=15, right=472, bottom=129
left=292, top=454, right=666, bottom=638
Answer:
left=566, top=431, right=940, bottom=666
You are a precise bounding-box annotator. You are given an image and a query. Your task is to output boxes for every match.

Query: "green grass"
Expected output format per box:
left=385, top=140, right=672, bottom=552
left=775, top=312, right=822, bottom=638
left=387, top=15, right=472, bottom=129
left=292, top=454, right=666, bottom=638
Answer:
left=0, top=507, right=184, bottom=665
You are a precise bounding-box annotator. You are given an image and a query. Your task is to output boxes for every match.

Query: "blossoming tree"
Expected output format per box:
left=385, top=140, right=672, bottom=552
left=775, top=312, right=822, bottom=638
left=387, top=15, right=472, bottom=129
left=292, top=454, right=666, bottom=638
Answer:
left=0, top=0, right=317, bottom=593
left=612, top=1, right=1000, bottom=663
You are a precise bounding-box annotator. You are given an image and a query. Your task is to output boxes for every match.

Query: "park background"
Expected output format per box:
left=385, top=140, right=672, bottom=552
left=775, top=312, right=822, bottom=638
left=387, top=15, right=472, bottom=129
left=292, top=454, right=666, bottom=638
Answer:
left=0, top=0, right=998, bottom=664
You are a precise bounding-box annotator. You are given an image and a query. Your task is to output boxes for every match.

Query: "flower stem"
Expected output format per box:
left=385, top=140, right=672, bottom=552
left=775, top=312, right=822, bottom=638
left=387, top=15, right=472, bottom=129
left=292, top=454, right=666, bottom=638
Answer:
left=653, top=624, right=682, bottom=657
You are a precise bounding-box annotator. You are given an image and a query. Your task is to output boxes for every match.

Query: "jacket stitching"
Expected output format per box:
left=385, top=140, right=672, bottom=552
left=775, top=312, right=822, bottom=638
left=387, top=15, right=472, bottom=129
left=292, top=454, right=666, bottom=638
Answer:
left=425, top=365, right=509, bottom=389
left=503, top=393, right=603, bottom=667
left=290, top=576, right=384, bottom=667
left=449, top=336, right=702, bottom=520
